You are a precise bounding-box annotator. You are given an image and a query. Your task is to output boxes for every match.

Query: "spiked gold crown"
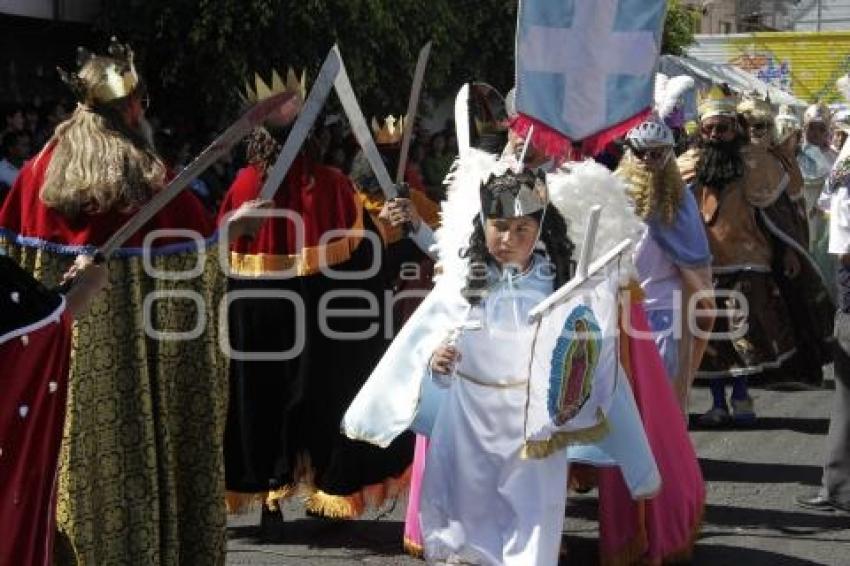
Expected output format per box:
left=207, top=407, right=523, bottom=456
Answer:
left=371, top=115, right=404, bottom=145
left=241, top=68, right=306, bottom=107
left=58, top=37, right=140, bottom=107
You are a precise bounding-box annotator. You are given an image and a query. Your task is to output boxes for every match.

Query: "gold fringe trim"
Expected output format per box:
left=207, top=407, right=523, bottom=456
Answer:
left=305, top=489, right=365, bottom=519
left=403, top=537, right=424, bottom=558
left=229, top=197, right=365, bottom=277
left=226, top=453, right=315, bottom=514
left=225, top=484, right=296, bottom=514
left=521, top=408, right=610, bottom=460
left=304, top=464, right=413, bottom=520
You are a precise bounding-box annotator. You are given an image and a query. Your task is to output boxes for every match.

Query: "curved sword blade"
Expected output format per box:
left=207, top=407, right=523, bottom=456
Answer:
left=259, top=46, right=341, bottom=200
left=396, top=42, right=432, bottom=183
left=334, top=47, right=397, bottom=199
left=455, top=83, right=471, bottom=158
left=98, top=89, right=298, bottom=258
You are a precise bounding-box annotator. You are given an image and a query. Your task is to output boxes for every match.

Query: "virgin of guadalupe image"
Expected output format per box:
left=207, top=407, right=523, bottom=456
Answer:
left=551, top=312, right=600, bottom=426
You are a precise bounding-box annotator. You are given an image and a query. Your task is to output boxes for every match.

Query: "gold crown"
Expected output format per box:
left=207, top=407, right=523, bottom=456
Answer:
left=698, top=84, right=738, bottom=120
left=737, top=91, right=773, bottom=120
left=371, top=115, right=404, bottom=145
left=241, top=68, right=306, bottom=107
left=57, top=37, right=139, bottom=107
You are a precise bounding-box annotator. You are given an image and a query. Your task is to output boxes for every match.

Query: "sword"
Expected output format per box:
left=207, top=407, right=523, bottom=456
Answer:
left=96, top=89, right=298, bottom=260
left=395, top=42, right=431, bottom=184
left=333, top=47, right=398, bottom=200
left=59, top=48, right=341, bottom=293
left=259, top=46, right=341, bottom=200
left=454, top=83, right=471, bottom=158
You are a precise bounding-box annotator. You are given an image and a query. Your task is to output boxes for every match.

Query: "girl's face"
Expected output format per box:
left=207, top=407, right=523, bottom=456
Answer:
left=485, top=216, right=540, bottom=270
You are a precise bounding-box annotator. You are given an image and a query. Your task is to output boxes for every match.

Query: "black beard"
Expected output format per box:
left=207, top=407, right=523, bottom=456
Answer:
left=695, top=137, right=746, bottom=190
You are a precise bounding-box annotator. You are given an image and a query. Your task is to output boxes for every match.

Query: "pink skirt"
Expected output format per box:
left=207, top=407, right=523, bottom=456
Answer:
left=596, top=302, right=704, bottom=564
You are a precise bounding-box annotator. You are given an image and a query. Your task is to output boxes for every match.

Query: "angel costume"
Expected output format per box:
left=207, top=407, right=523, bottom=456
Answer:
left=344, top=151, right=662, bottom=565
left=421, top=253, right=569, bottom=565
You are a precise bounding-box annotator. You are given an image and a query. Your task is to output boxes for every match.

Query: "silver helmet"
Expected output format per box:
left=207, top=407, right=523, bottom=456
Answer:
left=626, top=119, right=675, bottom=150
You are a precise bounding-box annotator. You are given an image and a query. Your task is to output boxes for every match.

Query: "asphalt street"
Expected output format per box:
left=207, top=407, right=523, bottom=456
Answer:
left=227, top=372, right=850, bottom=565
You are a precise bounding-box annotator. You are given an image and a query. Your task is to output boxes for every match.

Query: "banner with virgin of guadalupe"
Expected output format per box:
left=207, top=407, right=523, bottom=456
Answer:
left=522, top=270, right=621, bottom=459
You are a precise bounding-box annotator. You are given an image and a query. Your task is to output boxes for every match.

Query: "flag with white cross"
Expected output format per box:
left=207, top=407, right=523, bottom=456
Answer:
left=515, top=0, right=666, bottom=157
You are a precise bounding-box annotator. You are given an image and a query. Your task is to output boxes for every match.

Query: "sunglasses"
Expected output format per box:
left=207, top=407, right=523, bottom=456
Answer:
left=749, top=121, right=769, bottom=132
left=701, top=122, right=733, bottom=135
left=633, top=147, right=667, bottom=160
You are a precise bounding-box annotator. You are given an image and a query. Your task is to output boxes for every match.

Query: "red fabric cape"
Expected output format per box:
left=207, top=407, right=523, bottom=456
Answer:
left=0, top=307, right=73, bottom=566
left=218, top=155, right=359, bottom=255
left=0, top=145, right=215, bottom=252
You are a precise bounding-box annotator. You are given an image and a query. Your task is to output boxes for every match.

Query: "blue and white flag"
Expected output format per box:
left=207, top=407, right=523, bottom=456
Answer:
left=515, top=0, right=666, bottom=156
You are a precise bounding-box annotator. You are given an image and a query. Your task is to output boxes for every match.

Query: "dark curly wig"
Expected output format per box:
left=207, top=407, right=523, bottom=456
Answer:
left=460, top=205, right=575, bottom=305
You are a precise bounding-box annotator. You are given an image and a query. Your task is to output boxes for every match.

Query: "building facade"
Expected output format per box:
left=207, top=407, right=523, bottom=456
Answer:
left=682, top=0, right=850, bottom=34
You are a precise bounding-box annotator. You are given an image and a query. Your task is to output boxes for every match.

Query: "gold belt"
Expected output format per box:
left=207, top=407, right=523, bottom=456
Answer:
left=456, top=371, right=528, bottom=389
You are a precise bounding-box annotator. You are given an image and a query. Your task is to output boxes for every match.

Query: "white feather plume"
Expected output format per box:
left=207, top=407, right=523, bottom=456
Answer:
left=654, top=73, right=695, bottom=120
left=547, top=159, right=644, bottom=274
left=434, top=153, right=644, bottom=288
left=433, top=148, right=503, bottom=287
left=837, top=74, right=850, bottom=104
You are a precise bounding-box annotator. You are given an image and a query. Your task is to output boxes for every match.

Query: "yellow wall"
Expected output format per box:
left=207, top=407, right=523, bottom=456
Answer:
left=689, top=32, right=850, bottom=103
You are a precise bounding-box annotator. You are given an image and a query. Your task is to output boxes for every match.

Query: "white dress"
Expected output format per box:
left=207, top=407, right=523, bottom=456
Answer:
left=420, top=257, right=568, bottom=566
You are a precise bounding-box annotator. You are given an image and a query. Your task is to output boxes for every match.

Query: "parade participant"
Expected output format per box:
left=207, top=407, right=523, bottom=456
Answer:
left=797, top=145, right=850, bottom=515
left=349, top=115, right=442, bottom=557
left=220, top=78, right=413, bottom=528
left=679, top=84, right=831, bottom=425
left=740, top=95, right=835, bottom=386
left=775, top=104, right=802, bottom=148
left=0, top=39, right=268, bottom=565
left=351, top=115, right=441, bottom=327
left=800, top=102, right=837, bottom=259
left=343, top=144, right=671, bottom=565
left=421, top=166, right=577, bottom=565
left=831, top=109, right=850, bottom=154
left=617, top=117, right=713, bottom=410
left=738, top=92, right=778, bottom=147
left=0, top=253, right=107, bottom=566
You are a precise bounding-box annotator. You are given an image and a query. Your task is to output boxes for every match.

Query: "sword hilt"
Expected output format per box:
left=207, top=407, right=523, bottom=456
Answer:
left=55, top=252, right=106, bottom=295
left=393, top=182, right=414, bottom=236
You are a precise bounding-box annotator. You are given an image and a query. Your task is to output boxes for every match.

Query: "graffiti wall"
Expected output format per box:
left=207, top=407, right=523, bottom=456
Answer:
left=687, top=31, right=850, bottom=104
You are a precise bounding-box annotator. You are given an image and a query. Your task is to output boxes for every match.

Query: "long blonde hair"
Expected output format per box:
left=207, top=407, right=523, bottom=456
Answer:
left=616, top=150, right=684, bottom=225
left=40, top=57, right=165, bottom=218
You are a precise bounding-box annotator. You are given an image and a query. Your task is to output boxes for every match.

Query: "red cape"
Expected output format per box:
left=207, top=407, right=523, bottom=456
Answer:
left=0, top=306, right=72, bottom=566
left=0, top=145, right=215, bottom=253
left=218, top=155, right=359, bottom=255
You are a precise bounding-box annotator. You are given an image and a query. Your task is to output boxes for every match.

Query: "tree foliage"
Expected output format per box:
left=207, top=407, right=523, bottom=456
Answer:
left=97, top=0, right=516, bottom=132
left=662, top=0, right=697, bottom=56
left=96, top=0, right=691, bottom=132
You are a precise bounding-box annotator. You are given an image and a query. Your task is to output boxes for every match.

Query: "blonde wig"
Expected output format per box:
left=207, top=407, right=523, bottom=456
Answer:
left=40, top=56, right=165, bottom=218
left=615, top=150, right=684, bottom=225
